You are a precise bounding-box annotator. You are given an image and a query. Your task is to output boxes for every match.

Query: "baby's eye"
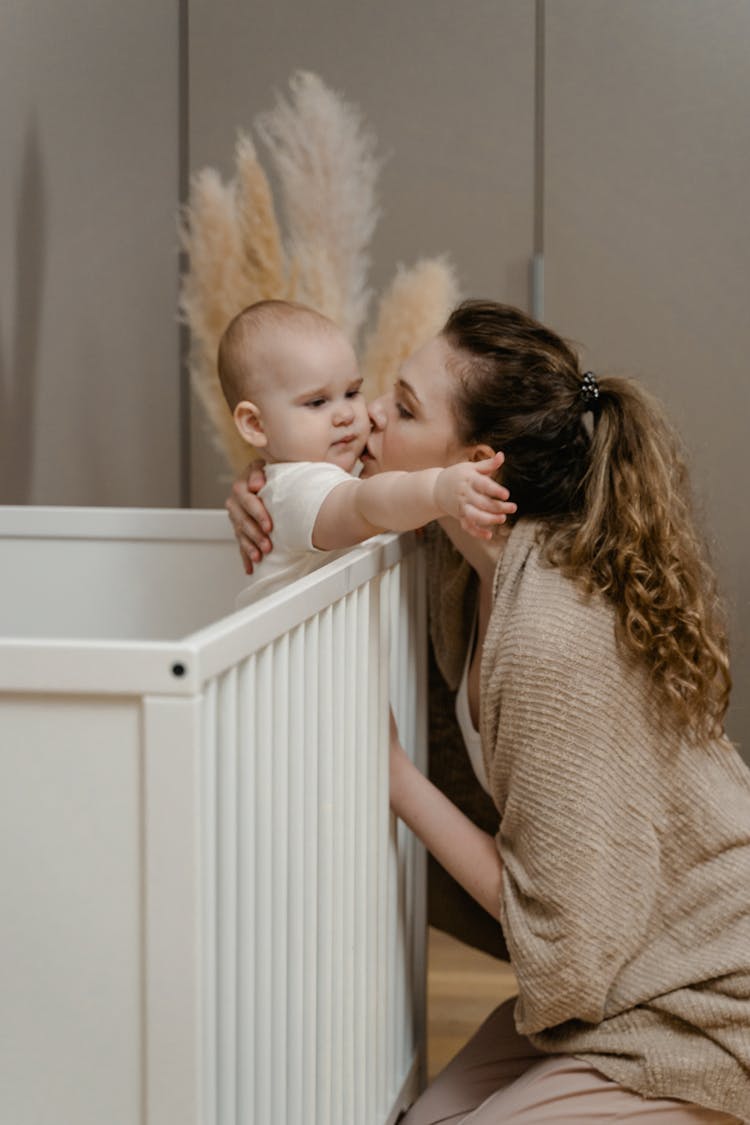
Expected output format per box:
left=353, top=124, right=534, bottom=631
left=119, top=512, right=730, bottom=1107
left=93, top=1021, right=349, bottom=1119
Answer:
left=396, top=402, right=414, bottom=420
left=305, top=398, right=326, bottom=408
left=346, top=388, right=362, bottom=399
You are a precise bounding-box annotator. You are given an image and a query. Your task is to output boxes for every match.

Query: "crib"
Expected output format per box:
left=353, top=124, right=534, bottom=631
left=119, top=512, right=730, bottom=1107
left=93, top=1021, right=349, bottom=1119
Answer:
left=0, top=506, right=428, bottom=1125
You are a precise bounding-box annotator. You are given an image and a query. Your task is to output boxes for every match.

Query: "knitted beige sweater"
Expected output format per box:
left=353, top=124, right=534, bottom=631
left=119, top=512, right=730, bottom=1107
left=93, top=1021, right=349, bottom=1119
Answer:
left=426, top=519, right=750, bottom=1121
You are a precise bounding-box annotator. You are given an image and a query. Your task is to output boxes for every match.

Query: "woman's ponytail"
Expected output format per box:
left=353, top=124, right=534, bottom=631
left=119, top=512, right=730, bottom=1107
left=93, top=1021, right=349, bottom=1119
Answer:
left=552, top=376, right=732, bottom=742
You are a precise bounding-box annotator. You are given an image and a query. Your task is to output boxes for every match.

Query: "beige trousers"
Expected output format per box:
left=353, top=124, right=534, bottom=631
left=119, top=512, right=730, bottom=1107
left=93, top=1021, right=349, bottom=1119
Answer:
left=402, top=998, right=741, bottom=1124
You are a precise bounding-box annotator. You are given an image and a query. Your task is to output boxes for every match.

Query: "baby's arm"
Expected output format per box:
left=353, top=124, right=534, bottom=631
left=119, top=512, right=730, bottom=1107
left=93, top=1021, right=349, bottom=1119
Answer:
left=312, top=451, right=513, bottom=550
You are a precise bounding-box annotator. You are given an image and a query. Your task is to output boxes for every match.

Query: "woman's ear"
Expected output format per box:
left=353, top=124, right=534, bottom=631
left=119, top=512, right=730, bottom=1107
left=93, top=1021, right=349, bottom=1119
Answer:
left=470, top=443, right=496, bottom=463
left=233, top=401, right=267, bottom=447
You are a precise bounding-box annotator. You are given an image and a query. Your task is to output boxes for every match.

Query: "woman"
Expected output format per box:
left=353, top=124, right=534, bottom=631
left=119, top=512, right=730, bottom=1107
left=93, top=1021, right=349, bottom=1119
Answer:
left=226, top=300, right=750, bottom=1122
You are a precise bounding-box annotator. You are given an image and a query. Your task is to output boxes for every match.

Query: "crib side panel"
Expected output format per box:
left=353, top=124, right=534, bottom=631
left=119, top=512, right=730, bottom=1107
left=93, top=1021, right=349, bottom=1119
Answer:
left=195, top=551, right=427, bottom=1125
left=0, top=693, right=145, bottom=1125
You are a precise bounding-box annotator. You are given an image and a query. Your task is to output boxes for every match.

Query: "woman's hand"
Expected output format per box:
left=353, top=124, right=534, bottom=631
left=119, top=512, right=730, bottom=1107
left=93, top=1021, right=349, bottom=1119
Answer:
left=226, top=460, right=272, bottom=575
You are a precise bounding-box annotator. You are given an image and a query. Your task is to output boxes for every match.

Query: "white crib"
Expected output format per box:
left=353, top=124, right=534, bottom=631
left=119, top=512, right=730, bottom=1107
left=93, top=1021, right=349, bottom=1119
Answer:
left=0, top=507, right=428, bottom=1125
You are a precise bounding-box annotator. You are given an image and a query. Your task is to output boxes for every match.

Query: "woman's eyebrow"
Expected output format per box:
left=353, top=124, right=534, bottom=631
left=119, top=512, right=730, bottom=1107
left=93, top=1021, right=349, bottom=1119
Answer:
left=396, top=378, right=421, bottom=406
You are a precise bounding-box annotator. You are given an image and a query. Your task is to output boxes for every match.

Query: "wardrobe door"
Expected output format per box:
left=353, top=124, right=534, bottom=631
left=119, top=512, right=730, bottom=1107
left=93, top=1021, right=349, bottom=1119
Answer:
left=0, top=3, right=181, bottom=507
left=188, top=0, right=537, bottom=507
left=545, top=1, right=750, bottom=755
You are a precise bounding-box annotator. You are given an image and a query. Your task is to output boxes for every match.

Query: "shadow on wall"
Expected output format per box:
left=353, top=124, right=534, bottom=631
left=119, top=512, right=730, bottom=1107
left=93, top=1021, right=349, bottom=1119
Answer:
left=0, top=117, right=45, bottom=504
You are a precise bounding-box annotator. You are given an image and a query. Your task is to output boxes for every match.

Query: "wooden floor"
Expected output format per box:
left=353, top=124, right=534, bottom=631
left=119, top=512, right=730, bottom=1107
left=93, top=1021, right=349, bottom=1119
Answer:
left=426, top=927, right=517, bottom=1081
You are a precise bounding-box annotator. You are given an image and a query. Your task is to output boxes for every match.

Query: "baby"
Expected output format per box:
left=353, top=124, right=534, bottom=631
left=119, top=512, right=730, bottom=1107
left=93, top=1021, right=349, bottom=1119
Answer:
left=218, top=299, right=509, bottom=606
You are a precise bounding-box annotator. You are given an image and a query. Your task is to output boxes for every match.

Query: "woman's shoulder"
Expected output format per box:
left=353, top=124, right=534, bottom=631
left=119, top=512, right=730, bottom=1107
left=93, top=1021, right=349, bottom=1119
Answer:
left=491, top=520, right=620, bottom=669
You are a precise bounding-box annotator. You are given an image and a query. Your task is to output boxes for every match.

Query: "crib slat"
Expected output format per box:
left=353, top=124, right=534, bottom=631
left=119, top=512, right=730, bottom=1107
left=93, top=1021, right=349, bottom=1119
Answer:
left=401, top=560, right=415, bottom=1073
left=303, top=617, right=320, bottom=1118
left=272, top=634, right=290, bottom=1120
left=237, top=655, right=256, bottom=1125
left=341, top=591, right=357, bottom=1125
left=254, top=646, right=273, bottom=1122
left=353, top=584, right=370, bottom=1125
left=201, top=679, right=219, bottom=1125
left=217, top=666, right=238, bottom=1125
left=316, top=605, right=334, bottom=1125
left=286, top=623, right=305, bottom=1125
left=395, top=564, right=407, bottom=1083
left=330, top=597, right=346, bottom=1125
left=379, top=569, right=395, bottom=1111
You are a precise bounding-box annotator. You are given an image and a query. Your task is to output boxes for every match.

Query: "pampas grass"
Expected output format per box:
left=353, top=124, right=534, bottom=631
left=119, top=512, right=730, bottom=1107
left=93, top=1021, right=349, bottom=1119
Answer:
left=361, top=257, right=460, bottom=399
left=179, top=168, right=260, bottom=472
left=256, top=71, right=380, bottom=342
left=179, top=133, right=291, bottom=472
left=233, top=133, right=286, bottom=301
left=179, top=70, right=461, bottom=473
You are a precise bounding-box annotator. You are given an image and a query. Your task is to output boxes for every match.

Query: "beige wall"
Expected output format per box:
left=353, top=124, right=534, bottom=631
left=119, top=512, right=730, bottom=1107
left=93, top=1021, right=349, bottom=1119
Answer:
left=0, top=2, right=181, bottom=507
left=544, top=0, right=750, bottom=750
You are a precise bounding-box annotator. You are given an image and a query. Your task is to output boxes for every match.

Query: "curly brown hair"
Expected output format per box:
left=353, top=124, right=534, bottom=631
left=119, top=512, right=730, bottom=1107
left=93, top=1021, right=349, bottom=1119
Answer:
left=443, top=299, right=731, bottom=743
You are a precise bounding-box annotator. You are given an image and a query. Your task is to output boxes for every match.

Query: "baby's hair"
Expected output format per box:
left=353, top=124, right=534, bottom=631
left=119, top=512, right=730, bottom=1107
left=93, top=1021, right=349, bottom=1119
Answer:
left=443, top=299, right=731, bottom=744
left=217, top=300, right=340, bottom=411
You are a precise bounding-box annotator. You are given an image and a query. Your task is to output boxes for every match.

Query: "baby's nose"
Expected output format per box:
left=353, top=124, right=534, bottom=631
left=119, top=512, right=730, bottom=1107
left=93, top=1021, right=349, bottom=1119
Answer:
left=333, top=400, right=355, bottom=424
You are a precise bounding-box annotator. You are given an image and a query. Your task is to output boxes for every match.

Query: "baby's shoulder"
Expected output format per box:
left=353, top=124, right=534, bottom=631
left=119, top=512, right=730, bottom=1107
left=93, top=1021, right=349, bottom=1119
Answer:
left=263, top=460, right=352, bottom=498
left=264, top=460, right=351, bottom=484
left=261, top=460, right=356, bottom=551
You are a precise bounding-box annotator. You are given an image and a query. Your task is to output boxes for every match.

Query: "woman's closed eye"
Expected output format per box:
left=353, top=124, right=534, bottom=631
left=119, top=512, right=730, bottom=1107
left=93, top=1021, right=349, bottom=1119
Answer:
left=396, top=401, right=414, bottom=420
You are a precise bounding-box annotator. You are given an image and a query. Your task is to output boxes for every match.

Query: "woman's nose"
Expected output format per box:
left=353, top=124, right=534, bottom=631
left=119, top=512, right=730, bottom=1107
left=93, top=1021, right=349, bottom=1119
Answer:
left=368, top=395, right=388, bottom=431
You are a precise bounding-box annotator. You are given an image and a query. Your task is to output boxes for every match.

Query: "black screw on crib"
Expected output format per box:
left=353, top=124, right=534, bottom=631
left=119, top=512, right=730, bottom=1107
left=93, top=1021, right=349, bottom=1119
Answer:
left=171, top=662, right=187, bottom=678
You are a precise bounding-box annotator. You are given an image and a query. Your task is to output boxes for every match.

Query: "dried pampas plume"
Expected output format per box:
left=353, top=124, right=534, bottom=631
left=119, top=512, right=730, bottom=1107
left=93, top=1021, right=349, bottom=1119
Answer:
left=179, top=137, right=289, bottom=471
left=256, top=71, right=380, bottom=342
left=179, top=71, right=460, bottom=474
left=233, top=133, right=286, bottom=302
left=361, top=258, right=460, bottom=400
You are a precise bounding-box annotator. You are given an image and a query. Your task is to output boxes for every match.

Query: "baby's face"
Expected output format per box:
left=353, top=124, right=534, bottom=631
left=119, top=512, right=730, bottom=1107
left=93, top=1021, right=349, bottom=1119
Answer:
left=252, top=330, right=370, bottom=471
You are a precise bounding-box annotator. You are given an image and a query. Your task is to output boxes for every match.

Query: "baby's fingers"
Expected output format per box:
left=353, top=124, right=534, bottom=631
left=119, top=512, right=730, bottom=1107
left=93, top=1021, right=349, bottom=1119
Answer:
left=466, top=490, right=516, bottom=518
left=474, top=474, right=513, bottom=501
left=461, top=504, right=508, bottom=537
left=460, top=515, right=494, bottom=541
left=476, top=450, right=505, bottom=476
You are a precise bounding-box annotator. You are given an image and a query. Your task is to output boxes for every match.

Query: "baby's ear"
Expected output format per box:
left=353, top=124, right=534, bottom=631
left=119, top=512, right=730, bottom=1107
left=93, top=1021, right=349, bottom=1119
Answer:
left=470, top=443, right=495, bottom=463
left=233, top=401, right=267, bottom=447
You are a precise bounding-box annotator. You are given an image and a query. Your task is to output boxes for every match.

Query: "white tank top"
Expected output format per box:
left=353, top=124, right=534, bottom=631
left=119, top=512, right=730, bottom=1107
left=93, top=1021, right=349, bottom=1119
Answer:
left=454, top=611, right=491, bottom=795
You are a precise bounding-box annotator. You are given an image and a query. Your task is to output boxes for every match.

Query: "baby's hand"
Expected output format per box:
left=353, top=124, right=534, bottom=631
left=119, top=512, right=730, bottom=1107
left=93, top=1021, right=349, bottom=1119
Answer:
left=434, top=451, right=516, bottom=539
